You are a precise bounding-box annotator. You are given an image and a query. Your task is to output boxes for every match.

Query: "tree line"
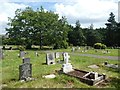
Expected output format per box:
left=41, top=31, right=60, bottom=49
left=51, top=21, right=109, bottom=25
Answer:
left=2, top=6, right=120, bottom=49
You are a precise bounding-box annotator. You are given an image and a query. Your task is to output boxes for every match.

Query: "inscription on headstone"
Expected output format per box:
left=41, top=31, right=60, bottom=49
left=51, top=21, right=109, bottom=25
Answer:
left=46, top=53, right=55, bottom=65
left=19, top=63, right=32, bottom=80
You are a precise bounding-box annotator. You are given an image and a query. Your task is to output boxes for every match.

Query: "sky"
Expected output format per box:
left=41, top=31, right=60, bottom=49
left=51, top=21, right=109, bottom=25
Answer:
left=0, top=0, right=119, bottom=34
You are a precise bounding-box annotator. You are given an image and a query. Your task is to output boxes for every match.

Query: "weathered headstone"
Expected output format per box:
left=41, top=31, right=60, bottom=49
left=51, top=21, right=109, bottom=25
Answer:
left=46, top=53, right=55, bottom=65
left=23, top=58, right=30, bottom=63
left=19, top=63, right=32, bottom=80
left=19, top=51, right=25, bottom=58
left=62, top=52, right=73, bottom=73
left=55, top=52, right=60, bottom=58
left=0, top=48, right=3, bottom=60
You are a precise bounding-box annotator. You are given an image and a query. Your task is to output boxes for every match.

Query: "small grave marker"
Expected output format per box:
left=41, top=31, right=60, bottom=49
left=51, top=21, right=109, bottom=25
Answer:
left=19, top=51, right=25, bottom=58
left=23, top=58, right=30, bottom=63
left=35, top=51, right=39, bottom=57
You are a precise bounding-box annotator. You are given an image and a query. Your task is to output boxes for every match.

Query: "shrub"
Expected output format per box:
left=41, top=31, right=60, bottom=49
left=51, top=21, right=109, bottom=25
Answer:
left=18, top=46, right=25, bottom=51
left=94, top=43, right=106, bottom=49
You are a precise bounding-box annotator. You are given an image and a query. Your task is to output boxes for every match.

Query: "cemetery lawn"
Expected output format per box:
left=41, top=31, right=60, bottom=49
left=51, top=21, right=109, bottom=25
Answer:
left=1, top=49, right=119, bottom=88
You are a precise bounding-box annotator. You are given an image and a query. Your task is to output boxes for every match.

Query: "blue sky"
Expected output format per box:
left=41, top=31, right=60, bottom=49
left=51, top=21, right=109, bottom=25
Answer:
left=0, top=0, right=119, bottom=34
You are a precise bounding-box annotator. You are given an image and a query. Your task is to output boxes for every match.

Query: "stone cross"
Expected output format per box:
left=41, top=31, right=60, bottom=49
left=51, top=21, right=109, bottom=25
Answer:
left=63, top=52, right=70, bottom=64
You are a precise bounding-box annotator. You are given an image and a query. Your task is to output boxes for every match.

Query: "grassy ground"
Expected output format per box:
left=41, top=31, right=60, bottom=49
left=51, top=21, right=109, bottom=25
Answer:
left=54, top=47, right=119, bottom=56
left=0, top=48, right=119, bottom=88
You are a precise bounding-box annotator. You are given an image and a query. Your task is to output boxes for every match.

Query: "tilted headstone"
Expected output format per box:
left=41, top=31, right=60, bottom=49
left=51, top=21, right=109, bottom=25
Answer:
left=19, top=63, right=32, bottom=80
left=46, top=53, right=55, bottom=65
left=23, top=58, right=30, bottom=63
left=62, top=52, right=73, bottom=73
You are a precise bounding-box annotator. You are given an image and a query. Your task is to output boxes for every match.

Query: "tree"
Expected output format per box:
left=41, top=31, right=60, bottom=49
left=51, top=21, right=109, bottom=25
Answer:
left=6, top=7, right=35, bottom=49
left=6, top=6, right=70, bottom=49
left=105, top=12, right=117, bottom=47
left=68, top=20, right=85, bottom=46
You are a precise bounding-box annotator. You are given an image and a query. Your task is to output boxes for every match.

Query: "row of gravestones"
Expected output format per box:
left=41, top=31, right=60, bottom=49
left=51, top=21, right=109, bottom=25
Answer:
left=46, top=52, right=67, bottom=65
left=18, top=51, right=39, bottom=59
left=19, top=52, right=72, bottom=81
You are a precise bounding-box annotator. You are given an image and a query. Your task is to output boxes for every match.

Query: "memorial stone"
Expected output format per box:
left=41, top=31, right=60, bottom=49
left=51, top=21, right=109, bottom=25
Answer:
left=23, top=58, right=30, bottom=63
left=19, top=63, right=32, bottom=80
left=46, top=53, right=55, bottom=65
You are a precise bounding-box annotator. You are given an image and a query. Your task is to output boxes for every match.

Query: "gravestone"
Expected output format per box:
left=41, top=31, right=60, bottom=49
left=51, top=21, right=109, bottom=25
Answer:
left=23, top=58, right=30, bottom=63
left=46, top=53, right=55, bottom=65
left=19, top=51, right=25, bottom=58
left=35, top=51, right=39, bottom=57
left=62, top=52, right=73, bottom=73
left=0, top=48, right=3, bottom=60
left=19, top=63, right=32, bottom=80
left=71, top=47, right=75, bottom=52
left=55, top=52, right=60, bottom=58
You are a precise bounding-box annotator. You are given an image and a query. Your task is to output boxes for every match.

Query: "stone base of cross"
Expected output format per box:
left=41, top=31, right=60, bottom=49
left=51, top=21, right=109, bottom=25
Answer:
left=62, top=52, right=74, bottom=73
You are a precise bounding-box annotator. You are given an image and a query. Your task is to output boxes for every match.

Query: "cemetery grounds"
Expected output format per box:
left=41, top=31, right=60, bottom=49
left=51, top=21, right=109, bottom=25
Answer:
left=0, top=46, right=119, bottom=88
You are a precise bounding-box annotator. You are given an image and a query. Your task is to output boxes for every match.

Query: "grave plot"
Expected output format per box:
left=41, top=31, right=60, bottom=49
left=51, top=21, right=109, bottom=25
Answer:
left=59, top=52, right=106, bottom=86
left=46, top=53, right=55, bottom=65
left=64, top=69, right=106, bottom=86
left=103, top=61, right=118, bottom=69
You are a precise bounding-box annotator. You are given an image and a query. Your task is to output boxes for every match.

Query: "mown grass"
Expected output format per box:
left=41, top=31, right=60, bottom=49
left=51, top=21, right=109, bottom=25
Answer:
left=54, top=47, right=119, bottom=56
left=0, top=48, right=119, bottom=88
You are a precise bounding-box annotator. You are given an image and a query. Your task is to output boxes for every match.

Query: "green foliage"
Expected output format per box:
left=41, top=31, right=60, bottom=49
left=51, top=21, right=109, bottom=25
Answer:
left=6, top=6, right=70, bottom=49
left=18, top=46, right=25, bottom=51
left=94, top=43, right=106, bottom=49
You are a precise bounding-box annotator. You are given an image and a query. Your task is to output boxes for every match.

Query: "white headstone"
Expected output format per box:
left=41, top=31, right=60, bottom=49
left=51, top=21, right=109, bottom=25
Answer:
left=94, top=72, right=98, bottom=80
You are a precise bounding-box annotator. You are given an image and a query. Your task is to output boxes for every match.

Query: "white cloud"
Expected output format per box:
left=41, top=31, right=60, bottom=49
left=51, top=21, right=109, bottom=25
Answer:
left=54, top=0, right=118, bottom=28
left=0, top=2, right=28, bottom=34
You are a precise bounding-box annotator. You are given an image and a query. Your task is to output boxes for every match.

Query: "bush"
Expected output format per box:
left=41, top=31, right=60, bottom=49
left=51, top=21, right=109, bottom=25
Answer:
left=53, top=41, right=68, bottom=49
left=18, top=46, right=25, bottom=51
left=94, top=43, right=106, bottom=49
